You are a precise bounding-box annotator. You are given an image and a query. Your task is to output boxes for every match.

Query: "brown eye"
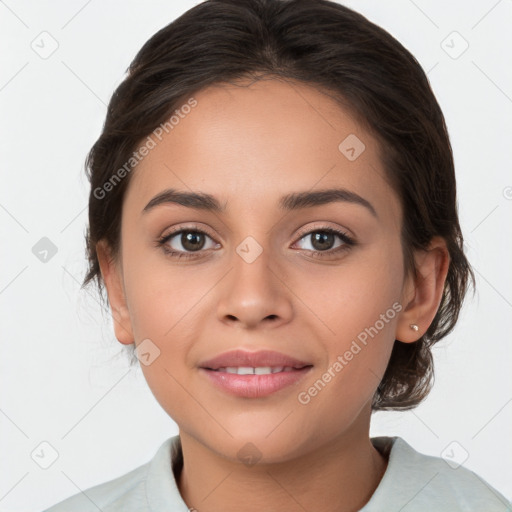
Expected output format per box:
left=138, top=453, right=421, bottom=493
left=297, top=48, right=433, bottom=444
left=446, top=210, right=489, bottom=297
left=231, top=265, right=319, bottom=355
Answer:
left=157, top=226, right=220, bottom=260
left=309, top=231, right=337, bottom=251
left=179, top=231, right=207, bottom=251
left=294, top=227, right=355, bottom=257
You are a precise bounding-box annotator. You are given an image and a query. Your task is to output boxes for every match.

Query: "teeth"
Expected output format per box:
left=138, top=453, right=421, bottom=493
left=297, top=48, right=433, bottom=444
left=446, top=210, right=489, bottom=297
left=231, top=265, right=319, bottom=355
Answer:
left=255, top=366, right=273, bottom=375
left=237, top=366, right=255, bottom=375
left=217, top=366, right=296, bottom=375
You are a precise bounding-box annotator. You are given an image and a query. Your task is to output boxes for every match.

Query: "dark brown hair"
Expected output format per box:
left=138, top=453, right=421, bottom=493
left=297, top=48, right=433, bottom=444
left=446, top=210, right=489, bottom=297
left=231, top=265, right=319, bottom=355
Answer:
left=82, top=0, right=474, bottom=410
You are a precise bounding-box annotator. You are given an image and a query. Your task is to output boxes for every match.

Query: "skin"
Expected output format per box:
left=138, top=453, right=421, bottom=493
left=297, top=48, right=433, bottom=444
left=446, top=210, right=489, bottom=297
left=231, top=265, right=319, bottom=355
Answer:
left=97, top=77, right=449, bottom=512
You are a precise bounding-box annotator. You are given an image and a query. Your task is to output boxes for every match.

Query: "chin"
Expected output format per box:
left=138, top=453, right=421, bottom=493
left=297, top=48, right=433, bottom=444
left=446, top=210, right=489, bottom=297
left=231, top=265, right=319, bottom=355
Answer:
left=201, top=426, right=316, bottom=466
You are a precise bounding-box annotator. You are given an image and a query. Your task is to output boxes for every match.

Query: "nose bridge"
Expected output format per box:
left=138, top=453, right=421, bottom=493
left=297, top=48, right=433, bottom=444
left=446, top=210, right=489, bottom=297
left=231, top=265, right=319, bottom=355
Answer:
left=216, top=232, right=293, bottom=328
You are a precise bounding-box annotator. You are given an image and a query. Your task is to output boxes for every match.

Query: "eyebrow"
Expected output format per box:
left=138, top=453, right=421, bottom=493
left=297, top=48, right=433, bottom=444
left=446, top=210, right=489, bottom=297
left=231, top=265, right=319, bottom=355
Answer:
left=142, top=187, right=377, bottom=217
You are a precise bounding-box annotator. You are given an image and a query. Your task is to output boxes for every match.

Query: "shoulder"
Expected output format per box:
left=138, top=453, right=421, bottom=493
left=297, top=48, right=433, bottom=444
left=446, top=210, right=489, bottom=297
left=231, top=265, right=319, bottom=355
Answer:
left=42, top=462, right=150, bottom=512
left=42, top=436, right=181, bottom=512
left=364, top=436, right=512, bottom=512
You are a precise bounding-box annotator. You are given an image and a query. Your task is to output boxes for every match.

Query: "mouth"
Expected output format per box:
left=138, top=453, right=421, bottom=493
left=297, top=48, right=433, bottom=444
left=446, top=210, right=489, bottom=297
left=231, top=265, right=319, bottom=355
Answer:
left=198, top=349, right=314, bottom=397
left=205, top=365, right=311, bottom=375
left=199, top=348, right=312, bottom=370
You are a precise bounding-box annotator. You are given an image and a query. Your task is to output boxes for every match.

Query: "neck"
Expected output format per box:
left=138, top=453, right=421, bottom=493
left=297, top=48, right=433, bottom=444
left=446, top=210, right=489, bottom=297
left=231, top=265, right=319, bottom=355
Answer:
left=176, top=412, right=387, bottom=512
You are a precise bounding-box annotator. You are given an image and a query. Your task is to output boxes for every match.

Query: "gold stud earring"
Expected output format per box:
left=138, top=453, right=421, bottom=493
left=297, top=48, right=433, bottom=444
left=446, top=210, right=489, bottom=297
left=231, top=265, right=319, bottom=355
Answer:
left=409, top=324, right=419, bottom=332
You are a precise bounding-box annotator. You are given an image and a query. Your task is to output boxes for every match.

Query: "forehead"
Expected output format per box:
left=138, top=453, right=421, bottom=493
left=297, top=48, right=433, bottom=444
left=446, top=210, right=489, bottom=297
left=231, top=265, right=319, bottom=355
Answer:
left=124, top=78, right=399, bottom=222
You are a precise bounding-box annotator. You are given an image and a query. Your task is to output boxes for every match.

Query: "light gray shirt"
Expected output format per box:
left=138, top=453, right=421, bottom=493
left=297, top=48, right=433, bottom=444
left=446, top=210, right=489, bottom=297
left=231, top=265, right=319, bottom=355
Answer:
left=43, top=435, right=511, bottom=511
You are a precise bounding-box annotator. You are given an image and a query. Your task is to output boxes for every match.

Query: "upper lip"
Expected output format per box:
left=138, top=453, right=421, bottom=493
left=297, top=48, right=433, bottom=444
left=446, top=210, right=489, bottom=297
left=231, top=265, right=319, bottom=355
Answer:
left=199, top=349, right=312, bottom=370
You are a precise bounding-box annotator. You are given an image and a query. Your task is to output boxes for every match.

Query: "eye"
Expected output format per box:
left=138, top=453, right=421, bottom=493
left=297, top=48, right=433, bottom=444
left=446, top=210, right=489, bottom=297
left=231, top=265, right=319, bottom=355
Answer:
left=293, top=227, right=355, bottom=258
left=156, top=224, right=356, bottom=261
left=156, top=224, right=220, bottom=260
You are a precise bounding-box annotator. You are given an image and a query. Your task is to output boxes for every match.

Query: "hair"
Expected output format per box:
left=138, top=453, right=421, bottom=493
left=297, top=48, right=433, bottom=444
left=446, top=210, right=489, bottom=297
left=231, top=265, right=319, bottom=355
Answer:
left=81, top=0, right=474, bottom=410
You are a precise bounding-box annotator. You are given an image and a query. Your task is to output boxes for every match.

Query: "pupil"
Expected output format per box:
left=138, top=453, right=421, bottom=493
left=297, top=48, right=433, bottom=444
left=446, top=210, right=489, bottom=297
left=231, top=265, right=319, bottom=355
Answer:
left=182, top=232, right=205, bottom=251
left=312, top=232, right=333, bottom=250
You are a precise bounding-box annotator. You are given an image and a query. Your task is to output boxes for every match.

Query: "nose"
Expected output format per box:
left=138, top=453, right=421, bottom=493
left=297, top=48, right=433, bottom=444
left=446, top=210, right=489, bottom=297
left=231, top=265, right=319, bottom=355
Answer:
left=215, top=245, right=294, bottom=330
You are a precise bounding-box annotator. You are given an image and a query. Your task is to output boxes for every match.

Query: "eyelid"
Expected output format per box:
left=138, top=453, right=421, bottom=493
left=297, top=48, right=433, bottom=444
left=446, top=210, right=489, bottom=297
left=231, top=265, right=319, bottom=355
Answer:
left=160, top=222, right=354, bottom=245
left=293, top=221, right=354, bottom=241
left=160, top=222, right=218, bottom=241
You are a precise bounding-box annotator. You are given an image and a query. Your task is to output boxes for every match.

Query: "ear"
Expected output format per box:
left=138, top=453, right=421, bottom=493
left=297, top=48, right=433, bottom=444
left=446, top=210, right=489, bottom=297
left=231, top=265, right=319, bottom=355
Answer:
left=396, top=236, right=450, bottom=343
left=96, top=240, right=134, bottom=345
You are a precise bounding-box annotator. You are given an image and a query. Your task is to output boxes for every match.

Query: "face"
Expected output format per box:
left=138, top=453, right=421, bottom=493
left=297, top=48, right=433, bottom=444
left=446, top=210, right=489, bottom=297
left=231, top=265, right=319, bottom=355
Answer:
left=103, top=78, right=416, bottom=464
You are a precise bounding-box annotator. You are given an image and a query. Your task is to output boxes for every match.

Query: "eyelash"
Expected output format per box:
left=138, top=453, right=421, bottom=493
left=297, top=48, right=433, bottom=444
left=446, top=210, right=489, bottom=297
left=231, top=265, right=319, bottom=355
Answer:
left=155, top=224, right=356, bottom=261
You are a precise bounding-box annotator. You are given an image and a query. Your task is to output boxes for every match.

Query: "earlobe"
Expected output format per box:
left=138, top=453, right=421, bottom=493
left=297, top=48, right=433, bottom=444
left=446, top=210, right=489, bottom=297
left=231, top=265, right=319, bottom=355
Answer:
left=396, top=237, right=450, bottom=343
left=96, top=240, right=134, bottom=345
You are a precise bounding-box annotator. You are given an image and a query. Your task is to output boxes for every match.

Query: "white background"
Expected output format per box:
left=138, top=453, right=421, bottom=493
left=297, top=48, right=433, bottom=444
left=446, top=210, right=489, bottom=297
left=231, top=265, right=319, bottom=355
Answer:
left=1, top=1, right=511, bottom=510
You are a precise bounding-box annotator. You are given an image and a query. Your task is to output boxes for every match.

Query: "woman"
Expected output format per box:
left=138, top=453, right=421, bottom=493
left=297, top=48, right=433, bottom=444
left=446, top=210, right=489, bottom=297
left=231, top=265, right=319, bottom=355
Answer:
left=44, top=0, right=511, bottom=510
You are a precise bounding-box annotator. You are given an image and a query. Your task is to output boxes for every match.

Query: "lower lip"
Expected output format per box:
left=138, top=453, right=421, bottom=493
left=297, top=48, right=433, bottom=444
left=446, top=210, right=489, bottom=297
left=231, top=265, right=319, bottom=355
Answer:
left=199, top=367, right=313, bottom=398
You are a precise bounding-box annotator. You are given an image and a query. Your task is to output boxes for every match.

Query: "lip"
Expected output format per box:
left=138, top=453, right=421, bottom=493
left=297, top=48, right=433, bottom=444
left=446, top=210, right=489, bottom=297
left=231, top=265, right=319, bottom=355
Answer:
left=199, top=349, right=312, bottom=370
left=198, top=349, right=313, bottom=398
left=199, top=367, right=313, bottom=398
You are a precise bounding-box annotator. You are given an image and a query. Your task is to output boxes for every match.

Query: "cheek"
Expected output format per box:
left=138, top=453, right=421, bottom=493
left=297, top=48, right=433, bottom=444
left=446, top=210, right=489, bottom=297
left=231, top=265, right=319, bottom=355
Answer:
left=295, top=308, right=398, bottom=437
left=315, top=250, right=404, bottom=344
left=121, top=236, right=200, bottom=340
left=304, top=248, right=404, bottom=402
